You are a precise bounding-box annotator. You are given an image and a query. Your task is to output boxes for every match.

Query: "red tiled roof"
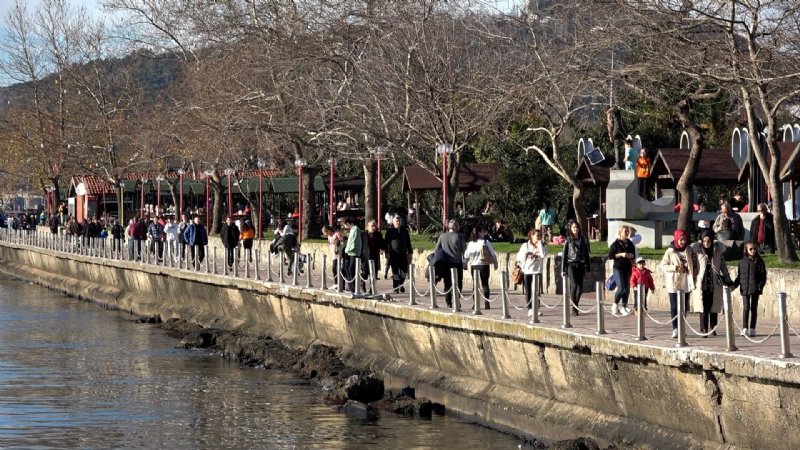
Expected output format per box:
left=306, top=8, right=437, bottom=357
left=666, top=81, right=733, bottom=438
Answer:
left=650, top=148, right=740, bottom=185
left=402, top=163, right=502, bottom=192
left=74, top=175, right=116, bottom=195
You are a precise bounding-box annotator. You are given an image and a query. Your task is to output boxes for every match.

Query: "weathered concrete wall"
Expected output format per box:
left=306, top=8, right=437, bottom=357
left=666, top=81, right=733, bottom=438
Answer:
left=2, top=242, right=799, bottom=449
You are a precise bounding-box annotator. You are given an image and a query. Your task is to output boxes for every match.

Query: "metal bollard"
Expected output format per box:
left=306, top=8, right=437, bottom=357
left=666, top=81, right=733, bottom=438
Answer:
left=472, top=268, right=482, bottom=315
left=429, top=266, right=438, bottom=309
left=265, top=250, right=272, bottom=282
left=500, top=270, right=510, bottom=319
left=408, top=263, right=416, bottom=305
left=635, top=283, right=646, bottom=341
left=306, top=255, right=312, bottom=288
left=205, top=245, right=211, bottom=273
left=223, top=251, right=229, bottom=276
left=451, top=267, right=461, bottom=313
left=778, top=292, right=793, bottom=358
left=244, top=251, right=250, bottom=278
left=676, top=290, right=687, bottom=347
left=255, top=249, right=261, bottom=281
left=233, top=251, right=239, bottom=277
left=562, top=273, right=572, bottom=329
left=596, top=281, right=606, bottom=335
left=336, top=260, right=343, bottom=292
left=368, top=260, right=376, bottom=295
left=278, top=256, right=285, bottom=284
left=292, top=253, right=299, bottom=286
left=354, top=258, right=361, bottom=294
left=530, top=274, right=540, bottom=324
left=193, top=245, right=199, bottom=270
left=723, top=286, right=737, bottom=351
left=321, top=255, right=327, bottom=290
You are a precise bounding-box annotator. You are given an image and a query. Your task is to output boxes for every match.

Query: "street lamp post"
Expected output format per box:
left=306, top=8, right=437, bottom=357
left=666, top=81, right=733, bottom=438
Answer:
left=140, top=178, right=147, bottom=218
left=257, top=159, right=266, bottom=240
left=177, top=169, right=185, bottom=217
left=224, top=168, right=235, bottom=218
left=294, top=159, right=307, bottom=241
left=156, top=175, right=164, bottom=215
left=373, top=147, right=389, bottom=229
left=436, top=143, right=454, bottom=230
left=118, top=181, right=126, bottom=225
left=328, top=157, right=336, bottom=226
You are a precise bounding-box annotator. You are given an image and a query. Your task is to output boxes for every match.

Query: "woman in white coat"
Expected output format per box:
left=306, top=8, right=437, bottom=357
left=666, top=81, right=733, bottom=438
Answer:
left=660, top=229, right=696, bottom=338
left=516, top=229, right=547, bottom=317
left=464, top=225, right=498, bottom=309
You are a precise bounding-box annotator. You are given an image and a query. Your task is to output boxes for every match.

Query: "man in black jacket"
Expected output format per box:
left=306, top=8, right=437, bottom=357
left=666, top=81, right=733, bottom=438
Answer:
left=220, top=216, right=240, bottom=270
left=749, top=203, right=775, bottom=253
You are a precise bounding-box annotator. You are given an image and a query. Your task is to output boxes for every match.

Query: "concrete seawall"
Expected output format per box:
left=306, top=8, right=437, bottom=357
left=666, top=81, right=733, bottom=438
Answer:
left=1, top=242, right=798, bottom=449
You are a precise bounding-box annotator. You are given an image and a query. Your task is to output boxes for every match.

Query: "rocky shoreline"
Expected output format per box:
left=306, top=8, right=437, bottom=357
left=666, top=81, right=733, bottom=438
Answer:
left=153, top=317, right=611, bottom=450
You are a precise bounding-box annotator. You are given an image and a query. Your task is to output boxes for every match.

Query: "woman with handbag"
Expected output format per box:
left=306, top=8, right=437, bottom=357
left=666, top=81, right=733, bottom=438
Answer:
left=690, top=230, right=730, bottom=336
left=464, top=225, right=498, bottom=309
left=516, top=229, right=547, bottom=317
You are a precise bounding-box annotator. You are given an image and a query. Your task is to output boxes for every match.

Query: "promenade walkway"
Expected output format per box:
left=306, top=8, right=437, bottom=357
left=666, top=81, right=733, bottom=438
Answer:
left=3, top=229, right=799, bottom=362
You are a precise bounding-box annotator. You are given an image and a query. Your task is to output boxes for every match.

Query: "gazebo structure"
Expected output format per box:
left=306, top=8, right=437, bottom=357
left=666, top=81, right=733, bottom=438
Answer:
left=402, top=163, right=501, bottom=231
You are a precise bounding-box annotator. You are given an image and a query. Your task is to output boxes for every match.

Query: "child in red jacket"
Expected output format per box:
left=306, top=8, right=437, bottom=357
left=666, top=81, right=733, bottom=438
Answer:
left=630, top=257, right=656, bottom=310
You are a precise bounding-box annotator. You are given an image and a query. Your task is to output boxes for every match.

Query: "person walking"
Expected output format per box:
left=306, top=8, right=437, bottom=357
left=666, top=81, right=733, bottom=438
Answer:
left=342, top=217, right=362, bottom=292
left=537, top=201, right=556, bottom=244
left=629, top=257, right=655, bottom=311
left=322, top=225, right=344, bottom=287
left=608, top=225, right=636, bottom=316
left=147, top=216, right=165, bottom=261
left=749, top=203, right=775, bottom=253
left=464, top=225, right=498, bottom=309
left=111, top=219, right=124, bottom=256
left=239, top=219, right=255, bottom=262
left=690, top=230, right=730, bottom=336
left=660, top=230, right=696, bottom=338
left=183, top=216, right=208, bottom=266
left=164, top=217, right=178, bottom=260
left=733, top=241, right=767, bottom=337
left=220, top=216, right=240, bottom=270
left=516, top=229, right=547, bottom=317
left=561, top=221, right=591, bottom=316
left=384, top=215, right=413, bottom=293
left=366, top=220, right=385, bottom=282
left=433, top=219, right=466, bottom=308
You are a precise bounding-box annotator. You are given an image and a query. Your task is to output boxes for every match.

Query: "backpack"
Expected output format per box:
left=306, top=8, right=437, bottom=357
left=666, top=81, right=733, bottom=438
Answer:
left=479, top=241, right=495, bottom=265
left=605, top=274, right=617, bottom=291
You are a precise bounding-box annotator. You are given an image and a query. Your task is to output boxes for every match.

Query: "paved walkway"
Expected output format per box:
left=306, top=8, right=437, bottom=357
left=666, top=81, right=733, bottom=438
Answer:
left=5, top=229, right=799, bottom=362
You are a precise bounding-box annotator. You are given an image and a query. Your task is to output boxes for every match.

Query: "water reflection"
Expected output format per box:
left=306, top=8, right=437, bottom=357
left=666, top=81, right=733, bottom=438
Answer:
left=0, top=276, right=526, bottom=449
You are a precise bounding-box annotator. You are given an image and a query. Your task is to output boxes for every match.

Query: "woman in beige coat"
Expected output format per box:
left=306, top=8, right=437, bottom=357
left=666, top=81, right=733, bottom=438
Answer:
left=660, top=230, right=696, bottom=338
left=690, top=230, right=730, bottom=336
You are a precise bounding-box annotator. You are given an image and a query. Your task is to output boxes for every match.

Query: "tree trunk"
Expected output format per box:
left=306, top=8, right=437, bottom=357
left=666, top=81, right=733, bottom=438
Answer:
left=675, top=106, right=704, bottom=232
left=212, top=181, right=222, bottom=235
left=445, top=152, right=458, bottom=231
left=302, top=166, right=320, bottom=239
left=363, top=160, right=376, bottom=224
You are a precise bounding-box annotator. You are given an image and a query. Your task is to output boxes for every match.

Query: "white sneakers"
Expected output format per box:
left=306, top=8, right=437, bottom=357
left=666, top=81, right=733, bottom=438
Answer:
left=611, top=304, right=619, bottom=315
left=527, top=309, right=534, bottom=317
left=672, top=329, right=678, bottom=338
left=611, top=304, right=631, bottom=316
left=621, top=307, right=632, bottom=316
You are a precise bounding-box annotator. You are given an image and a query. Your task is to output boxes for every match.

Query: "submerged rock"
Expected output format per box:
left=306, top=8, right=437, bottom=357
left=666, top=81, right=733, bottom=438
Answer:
left=548, top=437, right=601, bottom=450
left=135, top=316, right=162, bottom=324
left=339, top=400, right=380, bottom=420
left=344, top=373, right=385, bottom=404
left=180, top=330, right=217, bottom=348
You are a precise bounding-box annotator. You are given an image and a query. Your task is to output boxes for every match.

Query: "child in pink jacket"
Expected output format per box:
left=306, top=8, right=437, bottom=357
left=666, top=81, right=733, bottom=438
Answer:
left=630, top=257, right=656, bottom=310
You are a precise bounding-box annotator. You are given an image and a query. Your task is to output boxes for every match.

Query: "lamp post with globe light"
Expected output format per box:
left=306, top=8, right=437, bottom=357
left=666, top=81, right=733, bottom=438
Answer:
left=436, top=143, right=454, bottom=230
left=373, top=147, right=389, bottom=228
left=140, top=178, right=147, bottom=218
left=177, top=169, right=185, bottom=216
left=257, top=159, right=267, bottom=240
left=224, top=168, right=235, bottom=218
left=295, top=159, right=307, bottom=241
left=155, top=175, right=164, bottom=215
left=203, top=171, right=214, bottom=230
left=328, top=157, right=336, bottom=226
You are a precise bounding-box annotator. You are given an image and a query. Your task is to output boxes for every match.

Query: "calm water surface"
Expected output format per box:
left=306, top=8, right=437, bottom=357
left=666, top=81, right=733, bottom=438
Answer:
left=0, top=275, right=527, bottom=449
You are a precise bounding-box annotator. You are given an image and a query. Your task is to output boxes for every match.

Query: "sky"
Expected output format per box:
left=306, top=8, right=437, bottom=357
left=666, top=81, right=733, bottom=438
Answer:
left=0, top=0, right=105, bottom=21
